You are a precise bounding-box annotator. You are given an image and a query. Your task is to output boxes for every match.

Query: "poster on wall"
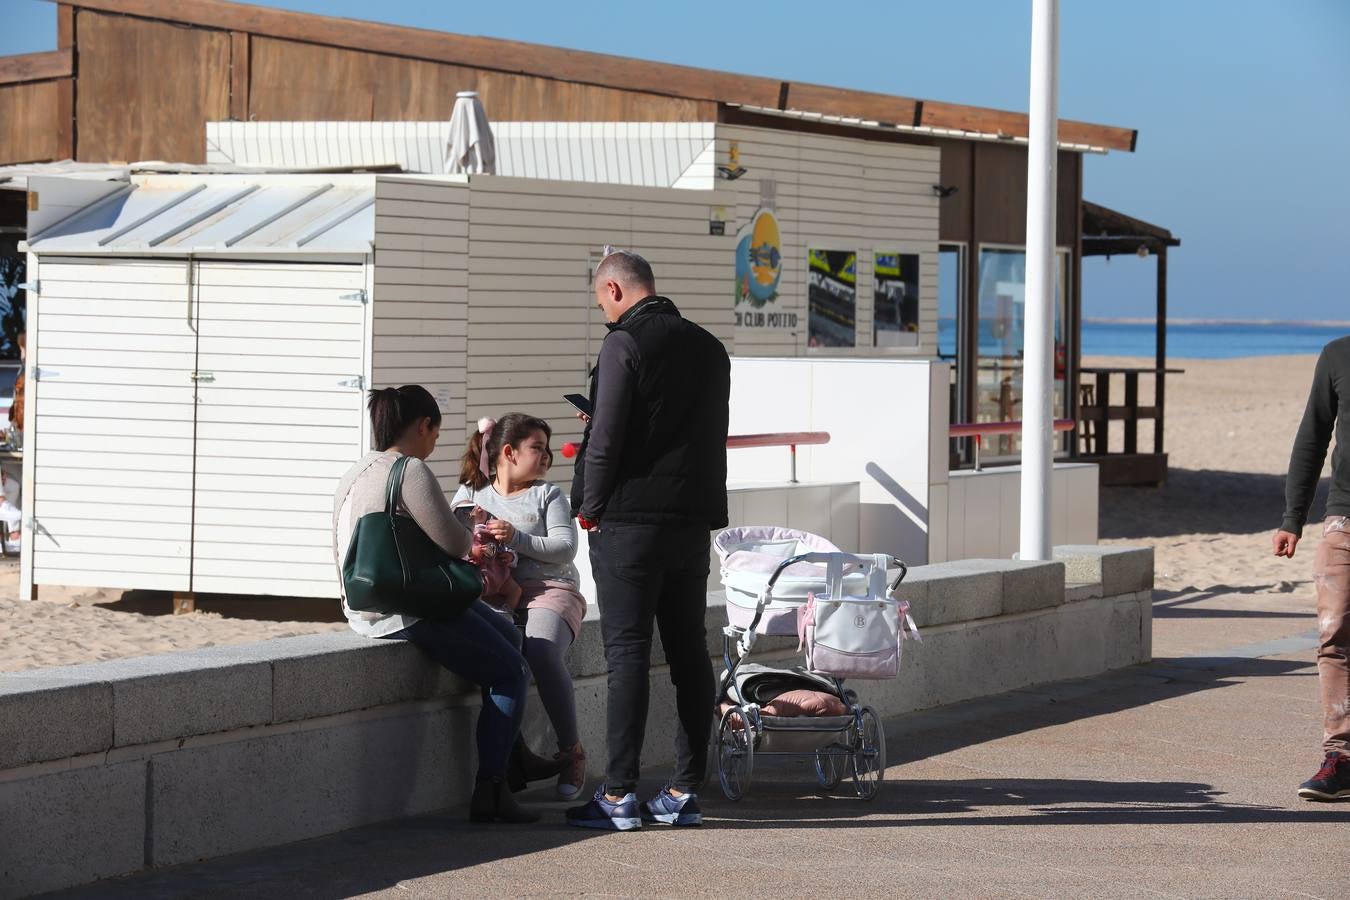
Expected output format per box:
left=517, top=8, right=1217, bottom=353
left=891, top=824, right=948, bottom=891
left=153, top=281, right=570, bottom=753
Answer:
left=734, top=208, right=795, bottom=329
left=873, top=252, right=920, bottom=348
left=807, top=248, right=856, bottom=348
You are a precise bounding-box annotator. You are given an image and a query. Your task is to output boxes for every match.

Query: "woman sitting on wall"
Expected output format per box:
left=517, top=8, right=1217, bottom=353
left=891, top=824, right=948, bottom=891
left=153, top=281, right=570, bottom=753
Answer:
left=454, top=413, right=588, bottom=799
left=332, top=385, right=546, bottom=824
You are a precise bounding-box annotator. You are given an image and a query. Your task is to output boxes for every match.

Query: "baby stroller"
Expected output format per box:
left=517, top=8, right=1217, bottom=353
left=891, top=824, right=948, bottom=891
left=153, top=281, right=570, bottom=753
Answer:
left=713, top=526, right=920, bottom=801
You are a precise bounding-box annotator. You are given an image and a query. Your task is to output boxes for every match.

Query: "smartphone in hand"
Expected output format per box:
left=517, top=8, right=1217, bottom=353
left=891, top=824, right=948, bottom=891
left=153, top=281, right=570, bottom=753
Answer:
left=563, top=393, right=593, bottom=418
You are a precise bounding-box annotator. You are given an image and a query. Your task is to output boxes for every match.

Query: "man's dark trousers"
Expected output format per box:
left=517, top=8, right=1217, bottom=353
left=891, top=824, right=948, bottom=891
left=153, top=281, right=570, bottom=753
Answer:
left=589, top=521, right=715, bottom=795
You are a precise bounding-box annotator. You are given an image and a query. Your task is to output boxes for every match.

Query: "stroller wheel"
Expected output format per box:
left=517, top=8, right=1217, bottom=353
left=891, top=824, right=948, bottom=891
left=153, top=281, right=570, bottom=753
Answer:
left=850, top=705, right=886, bottom=801
left=814, top=746, right=845, bottom=791
left=717, top=705, right=755, bottom=801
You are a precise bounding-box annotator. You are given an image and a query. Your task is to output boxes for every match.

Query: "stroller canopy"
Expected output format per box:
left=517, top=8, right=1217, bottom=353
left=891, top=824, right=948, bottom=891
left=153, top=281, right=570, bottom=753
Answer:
left=716, top=526, right=867, bottom=635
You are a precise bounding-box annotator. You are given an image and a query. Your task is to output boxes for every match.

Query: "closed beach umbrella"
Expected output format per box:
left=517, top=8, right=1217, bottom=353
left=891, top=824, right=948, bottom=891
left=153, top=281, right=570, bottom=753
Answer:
left=444, top=91, right=497, bottom=175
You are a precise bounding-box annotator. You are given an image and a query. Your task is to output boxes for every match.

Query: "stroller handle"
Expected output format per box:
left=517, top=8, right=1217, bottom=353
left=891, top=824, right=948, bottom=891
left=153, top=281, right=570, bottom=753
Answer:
left=764, top=552, right=909, bottom=594
left=735, top=552, right=910, bottom=656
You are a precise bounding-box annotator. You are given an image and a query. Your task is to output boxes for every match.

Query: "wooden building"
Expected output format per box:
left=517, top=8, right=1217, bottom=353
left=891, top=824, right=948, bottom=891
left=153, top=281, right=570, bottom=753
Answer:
left=0, top=0, right=1172, bottom=479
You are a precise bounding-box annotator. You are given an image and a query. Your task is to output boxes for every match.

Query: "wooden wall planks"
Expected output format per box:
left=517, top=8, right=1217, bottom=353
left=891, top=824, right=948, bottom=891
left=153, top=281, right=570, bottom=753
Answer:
left=969, top=141, right=1080, bottom=248
left=0, top=50, right=73, bottom=85
left=248, top=38, right=713, bottom=125
left=0, top=81, right=64, bottom=163
left=74, top=11, right=230, bottom=163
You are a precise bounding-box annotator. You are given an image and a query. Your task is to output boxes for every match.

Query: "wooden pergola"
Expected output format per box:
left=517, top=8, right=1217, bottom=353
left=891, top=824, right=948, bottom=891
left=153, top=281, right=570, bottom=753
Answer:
left=1076, top=201, right=1182, bottom=485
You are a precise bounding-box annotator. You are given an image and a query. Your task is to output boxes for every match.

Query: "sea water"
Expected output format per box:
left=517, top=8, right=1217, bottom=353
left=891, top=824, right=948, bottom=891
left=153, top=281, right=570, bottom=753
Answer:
left=936, top=320, right=1349, bottom=359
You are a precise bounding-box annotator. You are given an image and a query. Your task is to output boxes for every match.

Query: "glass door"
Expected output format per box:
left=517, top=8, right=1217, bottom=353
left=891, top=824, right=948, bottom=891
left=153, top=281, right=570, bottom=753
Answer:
left=975, top=247, right=1069, bottom=457
left=938, top=244, right=965, bottom=428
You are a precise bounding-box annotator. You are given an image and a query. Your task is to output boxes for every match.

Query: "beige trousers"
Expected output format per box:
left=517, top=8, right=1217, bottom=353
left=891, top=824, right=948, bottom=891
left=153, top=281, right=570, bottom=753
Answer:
left=1314, top=516, right=1350, bottom=753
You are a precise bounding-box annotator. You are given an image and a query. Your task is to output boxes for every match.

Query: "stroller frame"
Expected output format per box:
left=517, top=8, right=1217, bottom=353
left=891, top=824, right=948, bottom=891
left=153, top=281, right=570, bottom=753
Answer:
left=714, top=552, right=907, bottom=801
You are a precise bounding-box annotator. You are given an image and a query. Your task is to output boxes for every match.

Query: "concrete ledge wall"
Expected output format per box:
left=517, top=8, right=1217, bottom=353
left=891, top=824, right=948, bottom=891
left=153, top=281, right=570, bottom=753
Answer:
left=0, top=545, right=1152, bottom=897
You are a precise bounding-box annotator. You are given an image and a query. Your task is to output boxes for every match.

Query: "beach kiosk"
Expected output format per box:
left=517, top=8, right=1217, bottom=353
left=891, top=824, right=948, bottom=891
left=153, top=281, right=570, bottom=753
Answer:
left=19, top=171, right=734, bottom=604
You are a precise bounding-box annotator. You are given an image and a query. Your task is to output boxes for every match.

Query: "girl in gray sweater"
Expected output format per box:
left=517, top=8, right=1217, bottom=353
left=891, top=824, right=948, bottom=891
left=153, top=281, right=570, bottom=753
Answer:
left=454, top=413, right=588, bottom=799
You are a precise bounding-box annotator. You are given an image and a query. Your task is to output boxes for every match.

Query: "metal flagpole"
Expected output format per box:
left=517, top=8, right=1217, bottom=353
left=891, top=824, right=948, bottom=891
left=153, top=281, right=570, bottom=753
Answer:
left=1019, top=0, right=1059, bottom=561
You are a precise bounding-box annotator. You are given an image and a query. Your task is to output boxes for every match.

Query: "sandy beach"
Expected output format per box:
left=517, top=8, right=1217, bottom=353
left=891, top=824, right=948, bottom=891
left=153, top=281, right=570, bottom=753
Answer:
left=1084, top=353, right=1332, bottom=656
left=0, top=353, right=1334, bottom=673
left=0, top=563, right=346, bottom=673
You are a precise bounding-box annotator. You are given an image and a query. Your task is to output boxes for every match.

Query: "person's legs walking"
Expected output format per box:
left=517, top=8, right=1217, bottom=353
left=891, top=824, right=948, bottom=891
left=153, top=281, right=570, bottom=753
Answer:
left=1299, top=517, right=1350, bottom=800
left=1315, top=518, right=1350, bottom=752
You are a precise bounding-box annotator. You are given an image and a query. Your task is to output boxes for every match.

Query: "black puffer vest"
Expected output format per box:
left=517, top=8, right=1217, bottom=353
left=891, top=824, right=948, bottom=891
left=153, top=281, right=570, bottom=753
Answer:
left=576, top=297, right=730, bottom=528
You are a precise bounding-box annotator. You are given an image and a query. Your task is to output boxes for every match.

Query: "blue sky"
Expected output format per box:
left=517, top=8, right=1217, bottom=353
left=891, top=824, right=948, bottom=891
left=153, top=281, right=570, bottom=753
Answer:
left=4, top=0, right=1348, bottom=322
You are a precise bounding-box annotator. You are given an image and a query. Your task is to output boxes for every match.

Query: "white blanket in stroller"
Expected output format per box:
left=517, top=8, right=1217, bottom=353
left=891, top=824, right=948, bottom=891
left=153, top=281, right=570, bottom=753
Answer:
left=715, top=526, right=868, bottom=635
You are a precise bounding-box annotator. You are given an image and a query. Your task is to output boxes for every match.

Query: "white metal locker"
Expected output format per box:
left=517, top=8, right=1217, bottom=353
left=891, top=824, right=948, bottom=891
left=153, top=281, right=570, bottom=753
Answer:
left=29, top=258, right=198, bottom=591
left=189, top=261, right=368, bottom=597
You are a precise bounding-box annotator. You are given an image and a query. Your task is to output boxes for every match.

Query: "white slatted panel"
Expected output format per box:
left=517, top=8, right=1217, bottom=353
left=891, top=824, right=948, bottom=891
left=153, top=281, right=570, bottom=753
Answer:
left=372, top=178, right=470, bottom=496
left=189, top=261, right=367, bottom=597
left=206, top=121, right=717, bottom=189
left=464, top=177, right=735, bottom=489
left=31, top=258, right=195, bottom=591
left=719, top=125, right=941, bottom=358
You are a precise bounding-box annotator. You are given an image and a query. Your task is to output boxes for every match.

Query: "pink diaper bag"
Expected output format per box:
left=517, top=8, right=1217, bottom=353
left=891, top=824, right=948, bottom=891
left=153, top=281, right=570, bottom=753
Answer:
left=795, top=553, right=920, bottom=680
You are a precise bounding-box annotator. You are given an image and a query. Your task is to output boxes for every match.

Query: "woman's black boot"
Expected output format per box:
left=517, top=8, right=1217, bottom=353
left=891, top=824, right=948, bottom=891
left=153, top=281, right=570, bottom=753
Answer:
left=506, top=738, right=565, bottom=793
left=469, top=776, right=539, bottom=824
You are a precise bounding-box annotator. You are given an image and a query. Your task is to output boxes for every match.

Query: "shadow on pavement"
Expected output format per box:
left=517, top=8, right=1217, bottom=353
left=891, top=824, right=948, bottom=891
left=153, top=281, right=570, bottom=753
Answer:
left=48, top=807, right=608, bottom=900
left=1153, top=606, right=1313, bottom=619
left=707, top=775, right=1350, bottom=829
left=707, top=655, right=1341, bottom=830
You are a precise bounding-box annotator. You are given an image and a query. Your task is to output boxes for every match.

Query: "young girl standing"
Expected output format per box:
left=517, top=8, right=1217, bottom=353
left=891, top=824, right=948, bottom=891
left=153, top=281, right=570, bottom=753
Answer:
left=455, top=413, right=587, bottom=799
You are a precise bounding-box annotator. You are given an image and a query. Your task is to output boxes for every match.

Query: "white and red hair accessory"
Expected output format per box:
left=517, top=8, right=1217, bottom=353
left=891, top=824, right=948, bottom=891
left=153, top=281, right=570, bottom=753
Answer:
left=477, top=417, right=497, bottom=479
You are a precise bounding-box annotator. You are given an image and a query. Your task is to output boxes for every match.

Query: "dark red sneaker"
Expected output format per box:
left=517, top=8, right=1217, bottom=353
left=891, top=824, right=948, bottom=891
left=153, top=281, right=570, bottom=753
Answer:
left=1297, top=752, right=1350, bottom=801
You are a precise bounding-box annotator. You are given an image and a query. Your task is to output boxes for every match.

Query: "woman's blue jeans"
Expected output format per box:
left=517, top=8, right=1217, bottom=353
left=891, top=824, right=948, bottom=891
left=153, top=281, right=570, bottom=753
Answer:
left=385, top=600, right=529, bottom=779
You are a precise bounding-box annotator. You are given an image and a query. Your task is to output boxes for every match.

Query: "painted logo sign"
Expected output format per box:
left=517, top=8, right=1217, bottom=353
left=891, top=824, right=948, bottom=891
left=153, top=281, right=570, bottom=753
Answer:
left=735, top=208, right=782, bottom=308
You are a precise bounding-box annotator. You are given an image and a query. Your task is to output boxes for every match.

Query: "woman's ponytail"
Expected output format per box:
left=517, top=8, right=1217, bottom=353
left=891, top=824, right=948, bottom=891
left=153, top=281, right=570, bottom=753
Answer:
left=367, top=385, right=439, bottom=451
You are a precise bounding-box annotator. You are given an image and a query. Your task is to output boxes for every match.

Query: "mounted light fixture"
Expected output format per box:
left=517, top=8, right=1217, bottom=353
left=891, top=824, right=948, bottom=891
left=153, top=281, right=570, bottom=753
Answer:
left=719, top=140, right=748, bottom=180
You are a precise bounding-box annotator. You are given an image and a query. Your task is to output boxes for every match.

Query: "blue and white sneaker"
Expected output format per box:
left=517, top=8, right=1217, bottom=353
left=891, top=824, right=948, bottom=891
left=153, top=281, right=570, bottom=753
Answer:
left=641, top=788, right=703, bottom=826
left=565, top=787, right=642, bottom=831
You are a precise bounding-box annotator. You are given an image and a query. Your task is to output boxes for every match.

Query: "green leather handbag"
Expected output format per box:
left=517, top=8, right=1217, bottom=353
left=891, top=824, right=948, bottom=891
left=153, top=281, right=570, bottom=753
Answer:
left=342, top=455, right=483, bottom=620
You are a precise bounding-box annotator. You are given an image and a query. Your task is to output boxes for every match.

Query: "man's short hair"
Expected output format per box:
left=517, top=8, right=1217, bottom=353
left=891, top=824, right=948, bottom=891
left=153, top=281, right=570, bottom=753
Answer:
left=596, top=248, right=655, bottom=292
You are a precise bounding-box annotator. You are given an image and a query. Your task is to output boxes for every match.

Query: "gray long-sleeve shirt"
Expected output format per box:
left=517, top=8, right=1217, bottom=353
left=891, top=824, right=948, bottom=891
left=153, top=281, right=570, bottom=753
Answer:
left=451, top=481, right=579, bottom=584
left=1282, top=336, right=1350, bottom=533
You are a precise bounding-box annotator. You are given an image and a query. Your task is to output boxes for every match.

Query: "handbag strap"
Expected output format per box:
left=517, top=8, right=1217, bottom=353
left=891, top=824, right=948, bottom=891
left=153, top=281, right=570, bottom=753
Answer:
left=385, top=455, right=411, bottom=520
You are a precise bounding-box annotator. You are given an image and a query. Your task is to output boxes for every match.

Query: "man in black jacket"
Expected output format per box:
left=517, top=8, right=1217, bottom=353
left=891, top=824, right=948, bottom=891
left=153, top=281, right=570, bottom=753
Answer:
left=1274, top=335, right=1350, bottom=801
left=566, top=249, right=729, bottom=831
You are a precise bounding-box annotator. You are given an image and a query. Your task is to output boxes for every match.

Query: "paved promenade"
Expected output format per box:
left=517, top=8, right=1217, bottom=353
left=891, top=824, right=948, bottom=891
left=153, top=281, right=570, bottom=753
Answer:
left=51, top=582, right=1349, bottom=898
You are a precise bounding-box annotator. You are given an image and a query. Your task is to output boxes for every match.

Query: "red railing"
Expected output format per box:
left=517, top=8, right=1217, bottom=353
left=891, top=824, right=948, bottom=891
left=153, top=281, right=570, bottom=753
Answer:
left=950, top=419, right=1076, bottom=471
left=561, top=431, right=830, bottom=483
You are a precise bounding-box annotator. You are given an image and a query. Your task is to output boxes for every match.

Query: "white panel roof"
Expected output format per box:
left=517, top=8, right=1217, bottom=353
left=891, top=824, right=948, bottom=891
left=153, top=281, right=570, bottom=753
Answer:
left=28, top=176, right=376, bottom=255
left=206, top=121, right=717, bottom=189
